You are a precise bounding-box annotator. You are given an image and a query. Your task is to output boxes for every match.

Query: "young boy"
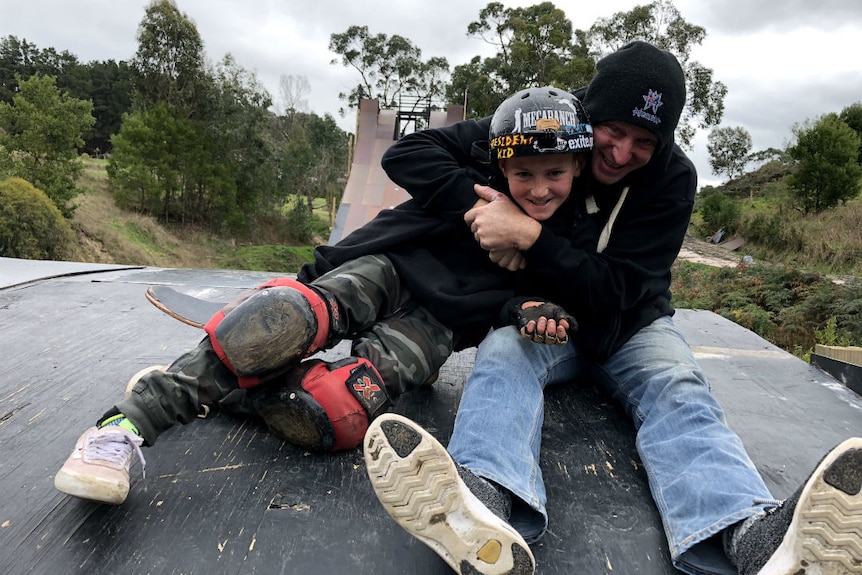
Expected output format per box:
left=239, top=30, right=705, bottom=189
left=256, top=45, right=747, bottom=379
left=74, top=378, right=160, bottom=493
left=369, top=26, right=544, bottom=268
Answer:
left=54, top=86, right=595, bottom=506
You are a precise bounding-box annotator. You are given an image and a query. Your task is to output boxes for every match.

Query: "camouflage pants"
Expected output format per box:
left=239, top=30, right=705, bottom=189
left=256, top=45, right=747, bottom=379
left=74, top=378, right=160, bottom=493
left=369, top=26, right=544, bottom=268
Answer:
left=113, top=254, right=455, bottom=445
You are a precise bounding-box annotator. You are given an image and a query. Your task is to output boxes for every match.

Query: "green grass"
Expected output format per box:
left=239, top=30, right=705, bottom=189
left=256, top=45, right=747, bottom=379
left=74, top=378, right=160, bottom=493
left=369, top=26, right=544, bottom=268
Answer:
left=217, top=244, right=316, bottom=273
left=671, top=259, right=862, bottom=359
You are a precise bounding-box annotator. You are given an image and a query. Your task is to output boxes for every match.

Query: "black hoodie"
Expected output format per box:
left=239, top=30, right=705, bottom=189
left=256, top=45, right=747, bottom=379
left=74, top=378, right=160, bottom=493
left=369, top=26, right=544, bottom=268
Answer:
left=297, top=124, right=598, bottom=351
left=370, top=111, right=697, bottom=360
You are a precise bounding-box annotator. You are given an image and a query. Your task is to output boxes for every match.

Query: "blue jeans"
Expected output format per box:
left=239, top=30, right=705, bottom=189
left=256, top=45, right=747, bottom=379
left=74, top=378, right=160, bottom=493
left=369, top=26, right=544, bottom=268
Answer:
left=447, top=317, right=774, bottom=575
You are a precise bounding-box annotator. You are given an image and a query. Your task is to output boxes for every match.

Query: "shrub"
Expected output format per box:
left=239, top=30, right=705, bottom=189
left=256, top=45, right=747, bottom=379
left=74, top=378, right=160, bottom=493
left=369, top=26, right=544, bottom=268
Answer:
left=0, top=177, right=75, bottom=259
left=698, top=191, right=740, bottom=236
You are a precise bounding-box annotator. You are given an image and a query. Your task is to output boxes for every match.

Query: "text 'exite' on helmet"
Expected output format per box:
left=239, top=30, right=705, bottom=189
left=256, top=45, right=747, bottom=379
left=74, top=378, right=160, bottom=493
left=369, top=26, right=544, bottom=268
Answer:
left=489, top=86, right=594, bottom=160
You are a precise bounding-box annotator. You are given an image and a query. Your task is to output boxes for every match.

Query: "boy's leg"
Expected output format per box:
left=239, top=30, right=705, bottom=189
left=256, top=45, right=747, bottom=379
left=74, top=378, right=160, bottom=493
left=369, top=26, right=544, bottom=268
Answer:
left=117, top=337, right=240, bottom=445
left=203, top=254, right=404, bottom=383
left=309, top=254, right=407, bottom=334
left=219, top=303, right=454, bottom=452
left=220, top=255, right=455, bottom=451
left=350, top=302, right=455, bottom=397
left=55, top=337, right=238, bottom=504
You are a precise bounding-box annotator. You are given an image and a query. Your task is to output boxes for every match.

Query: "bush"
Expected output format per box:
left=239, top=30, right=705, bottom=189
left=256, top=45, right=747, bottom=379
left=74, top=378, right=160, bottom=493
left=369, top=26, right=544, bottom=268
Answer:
left=744, top=212, right=804, bottom=252
left=0, top=177, right=75, bottom=259
left=698, top=191, right=740, bottom=236
left=286, top=199, right=313, bottom=244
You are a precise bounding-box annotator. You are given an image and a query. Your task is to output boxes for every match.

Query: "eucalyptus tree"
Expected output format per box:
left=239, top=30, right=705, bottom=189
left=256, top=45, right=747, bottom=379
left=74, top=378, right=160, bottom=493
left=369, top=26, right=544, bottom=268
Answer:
left=788, top=114, right=862, bottom=214
left=451, top=2, right=594, bottom=118
left=131, top=0, right=207, bottom=118
left=707, top=126, right=753, bottom=182
left=329, top=25, right=449, bottom=111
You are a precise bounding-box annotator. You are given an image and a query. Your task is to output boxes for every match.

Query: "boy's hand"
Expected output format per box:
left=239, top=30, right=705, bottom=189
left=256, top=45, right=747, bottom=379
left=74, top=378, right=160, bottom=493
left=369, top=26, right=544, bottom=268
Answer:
left=504, top=298, right=577, bottom=345
left=489, top=248, right=527, bottom=271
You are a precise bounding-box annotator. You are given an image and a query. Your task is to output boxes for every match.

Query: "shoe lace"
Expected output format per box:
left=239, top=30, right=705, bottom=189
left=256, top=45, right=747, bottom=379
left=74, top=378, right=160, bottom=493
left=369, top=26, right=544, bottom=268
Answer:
left=85, top=428, right=147, bottom=479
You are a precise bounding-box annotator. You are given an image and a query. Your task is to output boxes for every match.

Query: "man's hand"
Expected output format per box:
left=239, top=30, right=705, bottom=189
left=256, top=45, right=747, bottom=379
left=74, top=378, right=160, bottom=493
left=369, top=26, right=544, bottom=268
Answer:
left=465, top=184, right=541, bottom=252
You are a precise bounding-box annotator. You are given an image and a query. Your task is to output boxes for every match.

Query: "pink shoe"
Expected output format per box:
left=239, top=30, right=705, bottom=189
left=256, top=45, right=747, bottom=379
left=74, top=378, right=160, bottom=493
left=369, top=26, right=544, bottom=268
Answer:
left=54, top=426, right=145, bottom=505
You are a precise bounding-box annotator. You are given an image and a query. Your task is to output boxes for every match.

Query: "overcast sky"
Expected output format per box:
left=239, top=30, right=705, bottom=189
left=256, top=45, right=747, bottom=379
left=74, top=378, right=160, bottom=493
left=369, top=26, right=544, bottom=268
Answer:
left=4, top=0, right=862, bottom=187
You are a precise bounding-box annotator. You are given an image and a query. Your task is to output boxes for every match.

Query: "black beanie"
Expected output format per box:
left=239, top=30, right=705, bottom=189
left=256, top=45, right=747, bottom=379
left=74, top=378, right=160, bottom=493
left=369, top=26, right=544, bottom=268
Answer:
left=584, top=41, right=686, bottom=149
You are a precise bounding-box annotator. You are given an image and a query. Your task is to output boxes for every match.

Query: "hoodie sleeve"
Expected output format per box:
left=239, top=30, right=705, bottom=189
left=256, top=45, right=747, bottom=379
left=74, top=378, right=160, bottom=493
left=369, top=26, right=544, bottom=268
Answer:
left=525, top=147, right=697, bottom=317
left=381, top=117, right=492, bottom=220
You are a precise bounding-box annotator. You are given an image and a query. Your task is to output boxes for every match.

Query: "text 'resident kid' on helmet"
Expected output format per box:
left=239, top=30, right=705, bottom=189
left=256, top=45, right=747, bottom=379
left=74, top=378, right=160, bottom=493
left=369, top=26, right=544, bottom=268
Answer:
left=489, top=86, right=593, bottom=160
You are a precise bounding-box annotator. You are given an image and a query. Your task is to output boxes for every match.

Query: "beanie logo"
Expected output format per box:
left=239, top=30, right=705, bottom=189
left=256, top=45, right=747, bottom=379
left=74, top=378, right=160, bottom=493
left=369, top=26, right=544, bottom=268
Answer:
left=632, top=89, right=664, bottom=126
left=643, top=89, right=664, bottom=114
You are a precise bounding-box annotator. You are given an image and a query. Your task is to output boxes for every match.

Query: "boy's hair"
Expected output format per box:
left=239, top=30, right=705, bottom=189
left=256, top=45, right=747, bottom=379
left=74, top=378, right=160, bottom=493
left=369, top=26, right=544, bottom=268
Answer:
left=489, top=86, right=593, bottom=161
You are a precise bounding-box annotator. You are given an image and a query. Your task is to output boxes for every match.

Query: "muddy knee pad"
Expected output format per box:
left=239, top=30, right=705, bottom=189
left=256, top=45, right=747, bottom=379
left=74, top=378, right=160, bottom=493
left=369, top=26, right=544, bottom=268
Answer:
left=249, top=357, right=391, bottom=452
left=204, top=278, right=345, bottom=387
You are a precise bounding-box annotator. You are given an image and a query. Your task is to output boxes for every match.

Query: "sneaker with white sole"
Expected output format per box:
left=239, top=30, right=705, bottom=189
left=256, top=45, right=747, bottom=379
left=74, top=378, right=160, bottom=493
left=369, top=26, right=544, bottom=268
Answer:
left=54, top=426, right=146, bottom=505
left=363, top=413, right=535, bottom=575
left=727, top=436, right=862, bottom=575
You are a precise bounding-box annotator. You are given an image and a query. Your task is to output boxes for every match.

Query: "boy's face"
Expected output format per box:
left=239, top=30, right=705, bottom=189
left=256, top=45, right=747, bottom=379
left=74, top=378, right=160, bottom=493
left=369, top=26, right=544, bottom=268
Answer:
left=498, top=154, right=585, bottom=221
left=590, top=121, right=658, bottom=185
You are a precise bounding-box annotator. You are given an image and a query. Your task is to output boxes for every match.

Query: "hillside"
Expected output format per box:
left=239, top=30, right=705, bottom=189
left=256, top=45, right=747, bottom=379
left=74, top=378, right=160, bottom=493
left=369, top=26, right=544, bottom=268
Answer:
left=69, top=158, right=316, bottom=272
left=72, top=158, right=744, bottom=272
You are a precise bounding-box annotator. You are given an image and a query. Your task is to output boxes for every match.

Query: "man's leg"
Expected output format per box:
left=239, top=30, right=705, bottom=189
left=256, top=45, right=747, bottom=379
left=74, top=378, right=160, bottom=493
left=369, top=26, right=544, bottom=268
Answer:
left=446, top=326, right=586, bottom=542
left=363, top=327, right=583, bottom=574
left=365, top=413, right=536, bottom=575
left=594, top=316, right=774, bottom=574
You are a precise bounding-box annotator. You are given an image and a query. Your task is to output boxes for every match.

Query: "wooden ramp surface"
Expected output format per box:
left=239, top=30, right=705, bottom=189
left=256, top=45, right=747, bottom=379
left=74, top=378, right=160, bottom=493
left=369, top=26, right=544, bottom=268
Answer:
left=328, top=99, right=464, bottom=246
left=1, top=260, right=861, bottom=575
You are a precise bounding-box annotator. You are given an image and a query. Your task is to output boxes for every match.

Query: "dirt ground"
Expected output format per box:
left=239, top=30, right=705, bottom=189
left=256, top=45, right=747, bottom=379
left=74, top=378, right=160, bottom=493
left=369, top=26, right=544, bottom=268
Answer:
left=677, top=234, right=745, bottom=268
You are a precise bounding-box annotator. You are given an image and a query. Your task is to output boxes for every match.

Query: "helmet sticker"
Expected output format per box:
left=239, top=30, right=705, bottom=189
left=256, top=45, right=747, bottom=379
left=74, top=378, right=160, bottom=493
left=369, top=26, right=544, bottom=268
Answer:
left=489, top=87, right=593, bottom=159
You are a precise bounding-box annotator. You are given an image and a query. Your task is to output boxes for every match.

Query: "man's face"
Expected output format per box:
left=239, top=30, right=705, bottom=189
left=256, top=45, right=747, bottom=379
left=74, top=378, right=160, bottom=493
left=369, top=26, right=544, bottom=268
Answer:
left=498, top=153, right=584, bottom=221
left=590, top=121, right=658, bottom=185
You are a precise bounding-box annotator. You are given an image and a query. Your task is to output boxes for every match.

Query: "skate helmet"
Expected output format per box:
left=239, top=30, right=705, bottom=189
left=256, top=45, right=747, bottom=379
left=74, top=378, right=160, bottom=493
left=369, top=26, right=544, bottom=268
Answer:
left=489, top=86, right=593, bottom=160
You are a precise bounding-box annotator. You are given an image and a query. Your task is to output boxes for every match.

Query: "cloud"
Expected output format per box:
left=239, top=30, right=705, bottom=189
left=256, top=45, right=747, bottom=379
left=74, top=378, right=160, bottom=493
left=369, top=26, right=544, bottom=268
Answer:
left=686, top=0, right=862, bottom=35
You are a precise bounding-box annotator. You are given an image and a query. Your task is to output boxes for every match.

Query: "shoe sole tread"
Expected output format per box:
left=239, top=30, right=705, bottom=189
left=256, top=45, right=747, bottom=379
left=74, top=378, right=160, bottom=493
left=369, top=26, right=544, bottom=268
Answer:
left=364, top=414, right=534, bottom=575
left=760, top=438, right=862, bottom=575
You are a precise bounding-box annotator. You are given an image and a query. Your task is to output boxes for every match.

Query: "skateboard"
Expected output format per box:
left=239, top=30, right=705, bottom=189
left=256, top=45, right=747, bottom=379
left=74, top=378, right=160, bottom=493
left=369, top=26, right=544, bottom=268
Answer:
left=145, top=285, right=227, bottom=328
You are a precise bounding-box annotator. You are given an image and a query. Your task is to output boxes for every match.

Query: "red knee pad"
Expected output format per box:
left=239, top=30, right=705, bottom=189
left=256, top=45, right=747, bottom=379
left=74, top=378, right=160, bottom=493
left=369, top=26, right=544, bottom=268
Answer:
left=251, top=357, right=391, bottom=451
left=301, top=357, right=390, bottom=450
left=204, top=278, right=340, bottom=388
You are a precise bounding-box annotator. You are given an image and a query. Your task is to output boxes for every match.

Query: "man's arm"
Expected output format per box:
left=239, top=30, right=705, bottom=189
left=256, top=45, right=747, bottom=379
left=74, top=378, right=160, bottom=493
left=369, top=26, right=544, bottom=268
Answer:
left=381, top=117, right=492, bottom=219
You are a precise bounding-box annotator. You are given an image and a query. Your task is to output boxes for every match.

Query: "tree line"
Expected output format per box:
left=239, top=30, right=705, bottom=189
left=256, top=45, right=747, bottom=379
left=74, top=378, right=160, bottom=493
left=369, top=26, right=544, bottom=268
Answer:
left=2, top=0, right=860, bottom=259
left=706, top=106, right=862, bottom=214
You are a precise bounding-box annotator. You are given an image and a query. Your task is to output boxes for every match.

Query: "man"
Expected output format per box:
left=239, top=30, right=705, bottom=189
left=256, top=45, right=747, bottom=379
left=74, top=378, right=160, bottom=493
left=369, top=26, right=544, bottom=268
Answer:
left=364, top=41, right=862, bottom=575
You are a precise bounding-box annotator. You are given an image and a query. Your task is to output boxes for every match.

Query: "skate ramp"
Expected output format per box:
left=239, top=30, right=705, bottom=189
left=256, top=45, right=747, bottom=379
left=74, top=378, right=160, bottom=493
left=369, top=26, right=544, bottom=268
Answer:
left=2, top=258, right=862, bottom=574
left=328, top=98, right=464, bottom=245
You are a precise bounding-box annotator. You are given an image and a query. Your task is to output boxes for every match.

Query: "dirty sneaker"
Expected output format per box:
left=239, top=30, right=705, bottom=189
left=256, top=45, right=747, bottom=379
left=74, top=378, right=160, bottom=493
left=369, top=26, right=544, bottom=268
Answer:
left=363, top=413, right=534, bottom=575
left=54, top=425, right=146, bottom=505
left=726, top=437, right=862, bottom=575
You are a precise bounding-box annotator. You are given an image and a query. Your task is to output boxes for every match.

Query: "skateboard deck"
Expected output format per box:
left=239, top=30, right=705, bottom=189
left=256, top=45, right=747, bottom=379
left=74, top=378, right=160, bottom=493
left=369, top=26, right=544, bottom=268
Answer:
left=145, top=285, right=227, bottom=328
